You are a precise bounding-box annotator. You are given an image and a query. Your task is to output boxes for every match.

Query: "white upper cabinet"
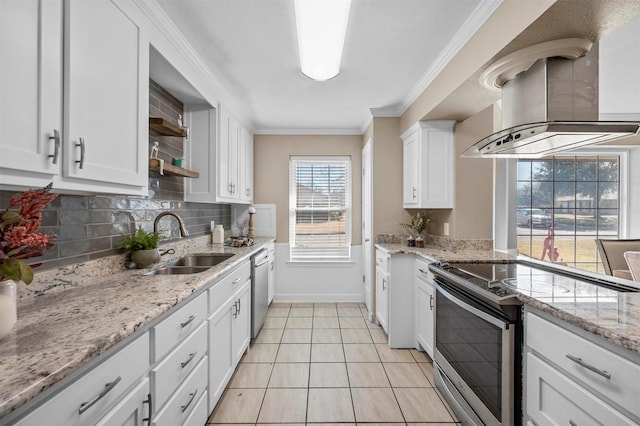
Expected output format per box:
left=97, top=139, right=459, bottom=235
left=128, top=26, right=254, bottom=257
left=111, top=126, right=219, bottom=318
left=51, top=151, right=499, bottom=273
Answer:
left=401, top=120, right=455, bottom=209
left=239, top=127, right=253, bottom=202
left=0, top=0, right=148, bottom=195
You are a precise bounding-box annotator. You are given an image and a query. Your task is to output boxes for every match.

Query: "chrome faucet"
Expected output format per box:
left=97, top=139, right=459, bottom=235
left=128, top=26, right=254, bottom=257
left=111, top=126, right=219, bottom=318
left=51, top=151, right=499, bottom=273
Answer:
left=153, top=212, right=189, bottom=237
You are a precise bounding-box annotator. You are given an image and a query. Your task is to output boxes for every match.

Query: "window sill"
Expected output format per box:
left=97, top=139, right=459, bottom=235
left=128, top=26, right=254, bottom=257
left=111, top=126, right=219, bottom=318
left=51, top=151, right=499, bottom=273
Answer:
left=286, top=260, right=356, bottom=267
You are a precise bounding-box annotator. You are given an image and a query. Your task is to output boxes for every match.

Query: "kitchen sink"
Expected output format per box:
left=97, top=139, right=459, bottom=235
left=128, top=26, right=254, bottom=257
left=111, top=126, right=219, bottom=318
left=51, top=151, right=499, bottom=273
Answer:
left=171, top=253, right=235, bottom=267
left=145, top=266, right=211, bottom=276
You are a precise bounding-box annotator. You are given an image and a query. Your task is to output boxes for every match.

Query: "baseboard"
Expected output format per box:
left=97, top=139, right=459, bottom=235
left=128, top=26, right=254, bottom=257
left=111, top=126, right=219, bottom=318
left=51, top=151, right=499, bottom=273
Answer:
left=273, top=293, right=364, bottom=303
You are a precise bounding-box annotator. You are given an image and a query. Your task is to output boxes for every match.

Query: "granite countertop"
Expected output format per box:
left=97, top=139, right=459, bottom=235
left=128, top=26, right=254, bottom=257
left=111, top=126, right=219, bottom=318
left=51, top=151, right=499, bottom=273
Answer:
left=377, top=242, right=640, bottom=355
left=0, top=237, right=273, bottom=419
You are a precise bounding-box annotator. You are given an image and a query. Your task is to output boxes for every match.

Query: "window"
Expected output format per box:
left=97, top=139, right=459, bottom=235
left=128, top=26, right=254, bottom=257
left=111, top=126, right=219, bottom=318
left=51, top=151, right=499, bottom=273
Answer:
left=289, top=156, right=351, bottom=261
left=517, top=155, right=620, bottom=273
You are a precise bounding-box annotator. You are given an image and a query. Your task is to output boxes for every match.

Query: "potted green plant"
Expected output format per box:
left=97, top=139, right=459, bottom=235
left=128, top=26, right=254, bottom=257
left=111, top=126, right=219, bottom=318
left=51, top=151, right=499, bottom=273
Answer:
left=399, top=211, right=431, bottom=248
left=123, top=227, right=162, bottom=268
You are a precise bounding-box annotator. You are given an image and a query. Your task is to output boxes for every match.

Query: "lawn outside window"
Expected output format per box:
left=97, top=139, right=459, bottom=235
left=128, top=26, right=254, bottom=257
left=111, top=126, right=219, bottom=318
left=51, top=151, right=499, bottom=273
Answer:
left=289, top=156, right=351, bottom=261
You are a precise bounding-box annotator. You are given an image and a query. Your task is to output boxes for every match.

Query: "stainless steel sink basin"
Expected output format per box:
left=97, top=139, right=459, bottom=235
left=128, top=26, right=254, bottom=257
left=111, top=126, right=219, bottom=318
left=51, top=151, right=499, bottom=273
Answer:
left=171, top=253, right=235, bottom=267
left=145, top=266, right=211, bottom=276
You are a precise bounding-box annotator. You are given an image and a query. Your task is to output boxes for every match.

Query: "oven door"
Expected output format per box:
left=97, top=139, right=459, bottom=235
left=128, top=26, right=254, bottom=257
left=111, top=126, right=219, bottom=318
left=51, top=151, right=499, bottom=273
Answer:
left=434, top=279, right=516, bottom=426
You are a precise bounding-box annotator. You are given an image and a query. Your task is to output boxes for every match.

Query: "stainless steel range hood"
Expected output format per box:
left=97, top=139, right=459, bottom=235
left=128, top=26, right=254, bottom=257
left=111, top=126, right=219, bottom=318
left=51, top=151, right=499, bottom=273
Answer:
left=463, top=40, right=640, bottom=158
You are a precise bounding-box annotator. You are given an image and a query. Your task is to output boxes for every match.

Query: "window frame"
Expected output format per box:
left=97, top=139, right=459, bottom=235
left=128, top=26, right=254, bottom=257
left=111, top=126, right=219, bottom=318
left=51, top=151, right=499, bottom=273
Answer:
left=289, top=155, right=352, bottom=262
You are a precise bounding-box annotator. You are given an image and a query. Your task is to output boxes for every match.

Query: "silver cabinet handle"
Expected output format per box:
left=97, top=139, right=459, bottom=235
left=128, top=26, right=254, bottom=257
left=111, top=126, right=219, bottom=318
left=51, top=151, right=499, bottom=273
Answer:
left=569, top=420, right=578, bottom=426
left=365, top=238, right=370, bottom=242
left=228, top=183, right=233, bottom=194
left=180, top=314, right=197, bottom=328
left=48, top=129, right=60, bottom=164
left=232, top=277, right=240, bottom=284
left=412, top=187, right=417, bottom=199
left=78, top=376, right=121, bottom=414
left=237, top=298, right=241, bottom=315
left=429, top=294, right=434, bottom=310
left=418, top=268, right=429, bottom=275
left=75, top=137, right=85, bottom=169
left=142, top=393, right=152, bottom=426
left=270, top=261, right=274, bottom=271
left=232, top=300, right=238, bottom=318
left=181, top=351, right=197, bottom=369
left=565, top=354, right=611, bottom=379
left=382, top=277, right=387, bottom=290
left=180, top=388, right=198, bottom=413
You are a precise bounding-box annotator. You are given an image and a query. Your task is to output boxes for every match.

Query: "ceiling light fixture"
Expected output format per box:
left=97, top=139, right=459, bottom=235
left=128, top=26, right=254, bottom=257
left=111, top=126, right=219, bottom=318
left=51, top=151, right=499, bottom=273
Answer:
left=294, top=0, right=352, bottom=81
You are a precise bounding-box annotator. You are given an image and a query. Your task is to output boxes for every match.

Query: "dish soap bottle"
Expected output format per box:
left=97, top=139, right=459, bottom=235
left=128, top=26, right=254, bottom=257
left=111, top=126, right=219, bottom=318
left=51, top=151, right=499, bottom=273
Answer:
left=212, top=225, right=225, bottom=244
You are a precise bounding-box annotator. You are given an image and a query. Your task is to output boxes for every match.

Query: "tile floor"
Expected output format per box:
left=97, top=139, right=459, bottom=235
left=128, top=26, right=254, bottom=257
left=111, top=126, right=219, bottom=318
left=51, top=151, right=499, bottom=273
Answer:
left=206, top=302, right=461, bottom=425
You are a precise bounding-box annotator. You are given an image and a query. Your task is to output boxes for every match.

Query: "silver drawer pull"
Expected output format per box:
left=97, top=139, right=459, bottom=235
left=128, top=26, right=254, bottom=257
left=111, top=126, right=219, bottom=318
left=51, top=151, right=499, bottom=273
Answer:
left=76, top=137, right=85, bottom=169
left=181, top=351, right=197, bottom=369
left=180, top=314, right=197, bottom=328
left=429, top=294, right=434, bottom=310
left=48, top=129, right=60, bottom=164
left=418, top=268, right=429, bottom=275
left=181, top=388, right=198, bottom=413
left=569, top=420, right=578, bottom=426
left=79, top=376, right=121, bottom=414
left=566, top=354, right=611, bottom=379
left=232, top=277, right=240, bottom=284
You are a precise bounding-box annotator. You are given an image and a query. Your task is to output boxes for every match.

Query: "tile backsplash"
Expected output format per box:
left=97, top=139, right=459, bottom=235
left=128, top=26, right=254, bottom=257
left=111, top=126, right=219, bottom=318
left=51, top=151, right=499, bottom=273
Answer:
left=0, top=80, right=232, bottom=271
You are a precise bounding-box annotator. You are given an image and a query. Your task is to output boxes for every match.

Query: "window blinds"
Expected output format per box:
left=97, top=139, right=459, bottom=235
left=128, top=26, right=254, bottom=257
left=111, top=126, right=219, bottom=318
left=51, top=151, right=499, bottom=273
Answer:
left=289, top=156, right=351, bottom=260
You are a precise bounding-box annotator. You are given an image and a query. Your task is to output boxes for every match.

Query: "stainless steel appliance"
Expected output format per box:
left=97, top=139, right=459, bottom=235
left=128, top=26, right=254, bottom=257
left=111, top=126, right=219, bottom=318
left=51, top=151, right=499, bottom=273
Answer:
left=251, top=249, right=269, bottom=338
left=429, top=260, right=640, bottom=426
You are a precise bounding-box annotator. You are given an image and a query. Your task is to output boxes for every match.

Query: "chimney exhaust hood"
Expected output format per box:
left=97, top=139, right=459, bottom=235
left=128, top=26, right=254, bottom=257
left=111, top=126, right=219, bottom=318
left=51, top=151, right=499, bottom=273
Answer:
left=462, top=38, right=640, bottom=158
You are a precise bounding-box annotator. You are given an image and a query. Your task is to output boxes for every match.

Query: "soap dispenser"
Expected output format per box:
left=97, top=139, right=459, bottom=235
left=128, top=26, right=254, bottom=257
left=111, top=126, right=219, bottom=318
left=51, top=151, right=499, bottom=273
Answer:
left=212, top=225, right=224, bottom=244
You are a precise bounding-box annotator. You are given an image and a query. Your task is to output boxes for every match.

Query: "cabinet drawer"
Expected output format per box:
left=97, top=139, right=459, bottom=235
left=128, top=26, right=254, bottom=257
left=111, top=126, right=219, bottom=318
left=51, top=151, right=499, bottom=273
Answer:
left=375, top=250, right=388, bottom=272
left=152, top=293, right=207, bottom=363
left=182, top=389, right=208, bottom=426
left=415, top=258, right=433, bottom=282
left=527, top=312, right=640, bottom=418
left=17, top=333, right=149, bottom=426
left=151, top=322, right=207, bottom=411
left=152, top=355, right=208, bottom=426
left=209, top=260, right=251, bottom=314
left=526, top=353, right=637, bottom=425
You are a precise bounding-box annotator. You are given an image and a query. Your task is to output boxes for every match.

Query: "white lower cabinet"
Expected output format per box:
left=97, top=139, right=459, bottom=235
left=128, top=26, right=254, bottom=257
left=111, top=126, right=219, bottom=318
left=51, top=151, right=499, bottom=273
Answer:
left=95, top=378, right=150, bottom=426
left=15, top=333, right=150, bottom=426
left=375, top=250, right=389, bottom=333
left=208, top=297, right=234, bottom=410
left=415, top=258, right=435, bottom=358
left=525, top=308, right=640, bottom=425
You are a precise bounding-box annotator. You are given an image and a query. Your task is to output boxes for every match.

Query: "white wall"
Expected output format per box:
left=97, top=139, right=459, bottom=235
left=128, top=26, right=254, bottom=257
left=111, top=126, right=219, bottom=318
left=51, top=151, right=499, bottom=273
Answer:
left=273, top=244, right=363, bottom=302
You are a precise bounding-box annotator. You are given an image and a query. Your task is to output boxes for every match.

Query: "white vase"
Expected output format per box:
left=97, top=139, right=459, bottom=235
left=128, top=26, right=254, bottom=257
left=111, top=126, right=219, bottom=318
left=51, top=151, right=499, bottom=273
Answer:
left=131, top=248, right=160, bottom=269
left=0, top=280, right=17, bottom=339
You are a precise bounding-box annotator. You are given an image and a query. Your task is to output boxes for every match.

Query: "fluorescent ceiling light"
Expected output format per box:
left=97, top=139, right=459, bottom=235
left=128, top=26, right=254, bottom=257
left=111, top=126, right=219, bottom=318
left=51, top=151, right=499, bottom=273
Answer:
left=294, top=0, right=352, bottom=81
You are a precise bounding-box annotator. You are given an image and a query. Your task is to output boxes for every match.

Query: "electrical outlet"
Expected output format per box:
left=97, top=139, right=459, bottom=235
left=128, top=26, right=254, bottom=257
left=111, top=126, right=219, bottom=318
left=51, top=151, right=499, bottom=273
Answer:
left=444, top=222, right=449, bottom=236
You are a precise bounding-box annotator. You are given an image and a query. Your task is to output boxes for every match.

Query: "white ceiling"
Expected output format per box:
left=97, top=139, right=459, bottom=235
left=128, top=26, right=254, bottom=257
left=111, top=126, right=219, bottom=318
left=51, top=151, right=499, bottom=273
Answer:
left=154, top=0, right=487, bottom=133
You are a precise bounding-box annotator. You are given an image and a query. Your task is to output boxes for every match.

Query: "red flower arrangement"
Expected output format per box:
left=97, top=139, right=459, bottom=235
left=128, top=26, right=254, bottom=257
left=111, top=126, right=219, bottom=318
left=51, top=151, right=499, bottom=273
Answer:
left=0, top=184, right=58, bottom=284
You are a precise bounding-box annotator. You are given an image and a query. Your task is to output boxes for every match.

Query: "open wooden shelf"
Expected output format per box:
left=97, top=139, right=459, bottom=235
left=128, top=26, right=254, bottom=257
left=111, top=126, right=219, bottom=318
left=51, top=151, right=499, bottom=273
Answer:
left=149, top=117, right=187, bottom=137
left=149, top=158, right=199, bottom=178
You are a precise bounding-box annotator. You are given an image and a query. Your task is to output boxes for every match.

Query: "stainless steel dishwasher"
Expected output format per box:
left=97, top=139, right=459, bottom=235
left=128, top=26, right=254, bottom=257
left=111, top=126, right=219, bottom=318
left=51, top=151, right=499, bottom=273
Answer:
left=251, top=248, right=269, bottom=338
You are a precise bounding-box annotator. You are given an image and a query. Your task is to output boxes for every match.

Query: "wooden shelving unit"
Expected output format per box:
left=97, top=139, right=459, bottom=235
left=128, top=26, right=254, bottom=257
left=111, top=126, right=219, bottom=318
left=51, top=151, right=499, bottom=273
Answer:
left=149, top=117, right=187, bottom=137
left=148, top=158, right=199, bottom=178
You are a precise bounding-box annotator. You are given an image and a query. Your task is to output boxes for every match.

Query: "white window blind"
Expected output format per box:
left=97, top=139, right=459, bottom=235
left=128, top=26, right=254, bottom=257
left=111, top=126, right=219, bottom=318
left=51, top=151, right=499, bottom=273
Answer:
left=289, top=156, right=351, bottom=261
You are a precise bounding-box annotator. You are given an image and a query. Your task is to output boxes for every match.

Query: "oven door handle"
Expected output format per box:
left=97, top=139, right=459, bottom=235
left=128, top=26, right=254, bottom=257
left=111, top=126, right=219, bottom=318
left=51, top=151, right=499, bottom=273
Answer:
left=436, top=283, right=510, bottom=330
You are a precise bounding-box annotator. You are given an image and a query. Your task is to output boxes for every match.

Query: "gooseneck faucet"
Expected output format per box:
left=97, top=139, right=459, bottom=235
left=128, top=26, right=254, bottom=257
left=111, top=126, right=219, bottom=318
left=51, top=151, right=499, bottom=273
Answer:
left=153, top=212, right=189, bottom=237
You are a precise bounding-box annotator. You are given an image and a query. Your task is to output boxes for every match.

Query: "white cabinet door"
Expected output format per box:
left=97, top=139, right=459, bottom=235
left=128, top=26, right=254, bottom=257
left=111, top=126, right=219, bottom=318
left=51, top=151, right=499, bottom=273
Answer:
left=0, top=0, right=63, bottom=186
left=401, top=120, right=455, bottom=209
left=232, top=281, right=251, bottom=364
left=416, top=281, right=434, bottom=358
left=208, top=301, right=234, bottom=412
left=267, top=244, right=275, bottom=304
left=95, top=378, right=150, bottom=426
left=217, top=107, right=237, bottom=201
left=63, top=0, right=148, bottom=192
left=375, top=266, right=389, bottom=333
left=239, top=127, right=253, bottom=202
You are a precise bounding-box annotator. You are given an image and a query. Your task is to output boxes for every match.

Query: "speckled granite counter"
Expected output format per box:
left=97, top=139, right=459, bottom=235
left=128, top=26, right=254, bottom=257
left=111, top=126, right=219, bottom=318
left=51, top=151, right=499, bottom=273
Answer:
left=0, top=236, right=273, bottom=420
left=377, top=242, right=640, bottom=355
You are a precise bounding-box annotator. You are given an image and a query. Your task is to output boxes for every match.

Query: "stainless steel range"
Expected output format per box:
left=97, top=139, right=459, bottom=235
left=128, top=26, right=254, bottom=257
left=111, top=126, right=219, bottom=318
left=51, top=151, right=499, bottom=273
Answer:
left=428, top=260, right=638, bottom=426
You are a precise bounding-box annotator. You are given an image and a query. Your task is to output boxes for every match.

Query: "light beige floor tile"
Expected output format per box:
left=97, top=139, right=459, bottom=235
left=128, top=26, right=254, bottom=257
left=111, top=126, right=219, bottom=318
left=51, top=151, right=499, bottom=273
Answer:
left=268, top=363, right=310, bottom=388
left=311, top=343, right=345, bottom=362
left=281, top=328, right=312, bottom=343
left=228, top=362, right=273, bottom=388
left=275, top=343, right=311, bottom=362
left=410, top=349, right=432, bottom=363
left=339, top=316, right=368, bottom=328
left=338, top=307, right=363, bottom=317
left=266, top=306, right=290, bottom=317
left=270, top=302, right=292, bottom=308
left=314, top=302, right=337, bottom=308
left=314, top=306, right=338, bottom=317
left=359, top=307, right=371, bottom=318
left=366, top=320, right=382, bottom=329
left=307, top=388, right=355, bottom=422
left=286, top=316, right=313, bottom=329
left=406, top=423, right=461, bottom=426
left=257, top=388, right=307, bottom=423
left=383, top=363, right=431, bottom=387
left=291, top=302, right=313, bottom=307
left=312, top=328, right=342, bottom=343
left=433, top=386, right=460, bottom=421
left=309, top=363, right=349, bottom=387
left=418, top=362, right=435, bottom=386
left=369, top=328, right=388, bottom=344
left=343, top=344, right=380, bottom=362
left=289, top=307, right=314, bottom=317
left=262, top=316, right=287, bottom=329
left=253, top=328, right=283, bottom=344
left=351, top=388, right=404, bottom=422
left=394, top=388, right=454, bottom=422
left=342, top=328, right=373, bottom=343
left=209, top=388, right=265, bottom=423
left=338, top=302, right=360, bottom=308
left=313, top=316, right=340, bottom=328
left=347, top=363, right=390, bottom=387
left=241, top=344, right=279, bottom=363
left=375, top=344, right=415, bottom=362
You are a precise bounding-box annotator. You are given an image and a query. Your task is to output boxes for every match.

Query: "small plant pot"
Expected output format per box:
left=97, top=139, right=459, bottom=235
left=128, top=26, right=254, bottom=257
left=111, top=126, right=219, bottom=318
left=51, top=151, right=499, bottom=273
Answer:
left=0, top=280, right=17, bottom=339
left=131, top=248, right=160, bottom=269
left=407, top=237, right=416, bottom=247
left=415, top=237, right=424, bottom=248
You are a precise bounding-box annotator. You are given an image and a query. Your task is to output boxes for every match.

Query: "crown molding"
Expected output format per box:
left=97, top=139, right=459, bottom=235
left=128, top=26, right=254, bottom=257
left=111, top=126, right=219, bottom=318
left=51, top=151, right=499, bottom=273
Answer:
left=396, top=0, right=503, bottom=115
left=370, top=106, right=403, bottom=117
left=254, top=127, right=363, bottom=136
